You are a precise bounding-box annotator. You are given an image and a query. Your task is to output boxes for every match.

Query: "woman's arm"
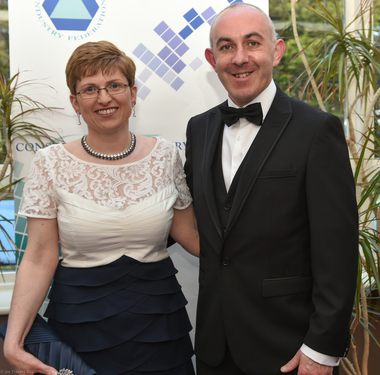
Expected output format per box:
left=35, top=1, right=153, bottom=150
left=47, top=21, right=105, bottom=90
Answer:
left=170, top=204, right=199, bottom=257
left=4, top=217, right=60, bottom=375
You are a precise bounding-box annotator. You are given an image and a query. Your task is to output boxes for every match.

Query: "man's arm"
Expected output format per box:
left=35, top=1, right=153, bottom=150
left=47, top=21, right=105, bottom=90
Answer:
left=184, top=118, right=194, bottom=197
left=303, top=114, right=358, bottom=354
left=284, top=112, right=358, bottom=374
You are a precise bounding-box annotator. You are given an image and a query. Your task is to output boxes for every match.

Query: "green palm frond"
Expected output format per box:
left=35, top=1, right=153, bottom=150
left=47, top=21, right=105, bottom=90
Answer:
left=298, top=0, right=380, bottom=105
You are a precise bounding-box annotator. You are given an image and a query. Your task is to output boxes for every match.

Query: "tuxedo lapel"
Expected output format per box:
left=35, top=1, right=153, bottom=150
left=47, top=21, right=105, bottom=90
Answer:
left=225, top=89, right=293, bottom=237
left=202, top=103, right=226, bottom=239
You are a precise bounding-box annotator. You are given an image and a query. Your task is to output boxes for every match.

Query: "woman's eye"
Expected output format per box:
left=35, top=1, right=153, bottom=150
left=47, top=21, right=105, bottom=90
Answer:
left=84, top=86, right=97, bottom=93
left=110, top=83, right=121, bottom=89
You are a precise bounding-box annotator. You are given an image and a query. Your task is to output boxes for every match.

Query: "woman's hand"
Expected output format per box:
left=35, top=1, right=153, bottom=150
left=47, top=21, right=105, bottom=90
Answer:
left=4, top=344, right=57, bottom=374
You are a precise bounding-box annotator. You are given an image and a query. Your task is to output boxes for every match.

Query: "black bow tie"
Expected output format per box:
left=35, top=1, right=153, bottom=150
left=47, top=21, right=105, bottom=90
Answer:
left=219, top=102, right=263, bottom=126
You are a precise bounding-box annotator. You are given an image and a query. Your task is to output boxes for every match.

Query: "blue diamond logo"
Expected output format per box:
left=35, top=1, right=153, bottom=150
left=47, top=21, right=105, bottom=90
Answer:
left=43, top=0, right=99, bottom=31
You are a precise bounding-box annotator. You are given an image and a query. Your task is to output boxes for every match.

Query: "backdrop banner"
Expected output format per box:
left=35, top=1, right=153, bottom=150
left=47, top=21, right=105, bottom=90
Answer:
left=9, top=0, right=268, bottom=338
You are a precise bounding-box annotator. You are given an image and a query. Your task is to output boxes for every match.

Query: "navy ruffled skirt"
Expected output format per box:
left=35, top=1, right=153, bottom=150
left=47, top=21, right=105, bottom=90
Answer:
left=44, top=255, right=195, bottom=375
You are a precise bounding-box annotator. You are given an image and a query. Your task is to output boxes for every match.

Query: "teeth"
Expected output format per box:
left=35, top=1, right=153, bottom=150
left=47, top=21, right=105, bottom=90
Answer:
left=235, top=72, right=251, bottom=78
left=97, top=108, right=116, bottom=115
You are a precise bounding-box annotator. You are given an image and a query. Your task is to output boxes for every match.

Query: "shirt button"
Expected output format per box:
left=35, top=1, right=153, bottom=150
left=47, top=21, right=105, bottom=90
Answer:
left=223, top=258, right=230, bottom=266
left=237, top=136, right=241, bottom=141
left=224, top=204, right=231, bottom=211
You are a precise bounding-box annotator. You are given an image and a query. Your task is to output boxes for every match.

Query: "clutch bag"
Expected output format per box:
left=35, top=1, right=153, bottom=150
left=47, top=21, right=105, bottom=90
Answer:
left=0, top=314, right=97, bottom=375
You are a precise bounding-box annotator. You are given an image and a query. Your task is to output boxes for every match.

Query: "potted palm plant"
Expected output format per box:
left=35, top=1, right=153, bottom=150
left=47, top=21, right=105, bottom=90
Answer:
left=0, top=72, right=62, bottom=269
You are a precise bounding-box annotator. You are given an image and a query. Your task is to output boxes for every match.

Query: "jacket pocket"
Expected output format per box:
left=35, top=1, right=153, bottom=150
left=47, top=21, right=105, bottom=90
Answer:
left=257, top=168, right=297, bottom=179
left=262, top=275, right=312, bottom=298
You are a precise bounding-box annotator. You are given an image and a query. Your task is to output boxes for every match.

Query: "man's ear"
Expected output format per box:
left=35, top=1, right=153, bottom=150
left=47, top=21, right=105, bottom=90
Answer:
left=273, top=39, right=286, bottom=67
left=205, top=48, right=217, bottom=72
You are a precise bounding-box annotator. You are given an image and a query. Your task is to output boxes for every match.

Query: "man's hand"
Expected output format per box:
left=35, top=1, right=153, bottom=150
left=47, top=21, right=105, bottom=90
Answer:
left=281, top=350, right=333, bottom=375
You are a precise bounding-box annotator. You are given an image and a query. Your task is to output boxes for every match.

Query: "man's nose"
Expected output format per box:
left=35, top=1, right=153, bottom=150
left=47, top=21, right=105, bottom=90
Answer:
left=232, top=46, right=249, bottom=65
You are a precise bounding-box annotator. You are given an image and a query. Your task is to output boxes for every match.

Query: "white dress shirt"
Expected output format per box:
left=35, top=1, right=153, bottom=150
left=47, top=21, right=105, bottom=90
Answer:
left=220, top=79, right=340, bottom=367
left=222, top=80, right=276, bottom=191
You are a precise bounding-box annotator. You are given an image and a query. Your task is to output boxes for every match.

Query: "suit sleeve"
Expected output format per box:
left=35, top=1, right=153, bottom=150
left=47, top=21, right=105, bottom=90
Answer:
left=304, top=114, right=358, bottom=356
left=184, top=118, right=194, bottom=198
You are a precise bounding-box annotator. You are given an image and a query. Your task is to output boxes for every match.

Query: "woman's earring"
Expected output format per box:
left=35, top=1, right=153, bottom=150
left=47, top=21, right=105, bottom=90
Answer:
left=77, top=112, right=81, bottom=125
left=132, top=103, right=136, bottom=117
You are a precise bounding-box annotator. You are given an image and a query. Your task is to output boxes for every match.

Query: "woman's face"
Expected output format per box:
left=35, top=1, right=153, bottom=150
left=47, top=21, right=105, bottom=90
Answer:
left=70, top=68, right=137, bottom=136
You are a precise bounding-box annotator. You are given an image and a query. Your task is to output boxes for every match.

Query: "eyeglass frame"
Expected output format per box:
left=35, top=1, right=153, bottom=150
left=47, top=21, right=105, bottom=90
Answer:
left=76, top=83, right=130, bottom=100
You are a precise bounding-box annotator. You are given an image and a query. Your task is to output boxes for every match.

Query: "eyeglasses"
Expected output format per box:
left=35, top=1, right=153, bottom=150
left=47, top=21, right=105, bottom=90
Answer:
left=76, top=83, right=129, bottom=100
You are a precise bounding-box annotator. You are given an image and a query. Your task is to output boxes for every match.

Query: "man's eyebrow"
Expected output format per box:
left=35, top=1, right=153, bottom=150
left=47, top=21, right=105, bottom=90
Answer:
left=245, top=32, right=264, bottom=40
left=215, top=37, right=233, bottom=47
left=215, top=32, right=264, bottom=47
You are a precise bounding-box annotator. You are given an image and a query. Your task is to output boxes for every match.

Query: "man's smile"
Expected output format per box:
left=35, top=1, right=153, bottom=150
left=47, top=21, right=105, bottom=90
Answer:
left=233, top=72, right=252, bottom=78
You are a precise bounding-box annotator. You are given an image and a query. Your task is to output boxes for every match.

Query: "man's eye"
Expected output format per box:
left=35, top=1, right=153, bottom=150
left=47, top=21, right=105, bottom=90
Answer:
left=249, top=41, right=258, bottom=47
left=220, top=45, right=231, bottom=51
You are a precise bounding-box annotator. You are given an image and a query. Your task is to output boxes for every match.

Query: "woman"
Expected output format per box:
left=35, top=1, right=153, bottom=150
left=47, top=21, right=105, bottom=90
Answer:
left=4, top=41, right=199, bottom=375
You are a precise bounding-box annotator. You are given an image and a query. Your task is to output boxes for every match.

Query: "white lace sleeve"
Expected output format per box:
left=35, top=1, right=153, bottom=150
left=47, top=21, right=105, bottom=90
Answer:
left=172, top=147, right=192, bottom=210
left=18, top=148, right=57, bottom=218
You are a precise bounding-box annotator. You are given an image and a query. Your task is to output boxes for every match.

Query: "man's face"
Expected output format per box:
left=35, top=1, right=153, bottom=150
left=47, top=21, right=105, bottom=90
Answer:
left=205, top=7, right=285, bottom=107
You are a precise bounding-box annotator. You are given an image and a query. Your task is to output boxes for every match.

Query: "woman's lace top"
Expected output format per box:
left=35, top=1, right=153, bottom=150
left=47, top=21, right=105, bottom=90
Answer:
left=18, top=137, right=192, bottom=267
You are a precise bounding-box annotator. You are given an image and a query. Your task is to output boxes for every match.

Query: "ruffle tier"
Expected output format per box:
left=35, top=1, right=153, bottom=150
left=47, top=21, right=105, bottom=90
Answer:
left=44, top=255, right=195, bottom=375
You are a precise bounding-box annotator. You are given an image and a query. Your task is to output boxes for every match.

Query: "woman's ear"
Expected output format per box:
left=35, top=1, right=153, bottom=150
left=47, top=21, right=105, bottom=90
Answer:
left=131, top=85, right=137, bottom=105
left=70, top=94, right=80, bottom=113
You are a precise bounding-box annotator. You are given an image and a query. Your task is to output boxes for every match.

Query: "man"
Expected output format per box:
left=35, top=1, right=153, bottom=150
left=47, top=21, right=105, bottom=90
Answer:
left=184, top=3, right=358, bottom=375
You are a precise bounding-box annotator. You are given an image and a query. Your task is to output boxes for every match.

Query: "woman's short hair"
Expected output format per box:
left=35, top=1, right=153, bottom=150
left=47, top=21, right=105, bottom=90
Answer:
left=65, top=40, right=136, bottom=95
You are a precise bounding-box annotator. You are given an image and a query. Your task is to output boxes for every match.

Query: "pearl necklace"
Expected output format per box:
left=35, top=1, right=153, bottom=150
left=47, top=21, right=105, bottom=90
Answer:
left=81, top=133, right=136, bottom=160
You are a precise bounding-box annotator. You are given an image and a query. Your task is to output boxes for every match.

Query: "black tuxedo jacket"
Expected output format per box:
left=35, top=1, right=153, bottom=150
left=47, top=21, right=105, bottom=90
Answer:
left=184, top=87, right=358, bottom=374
